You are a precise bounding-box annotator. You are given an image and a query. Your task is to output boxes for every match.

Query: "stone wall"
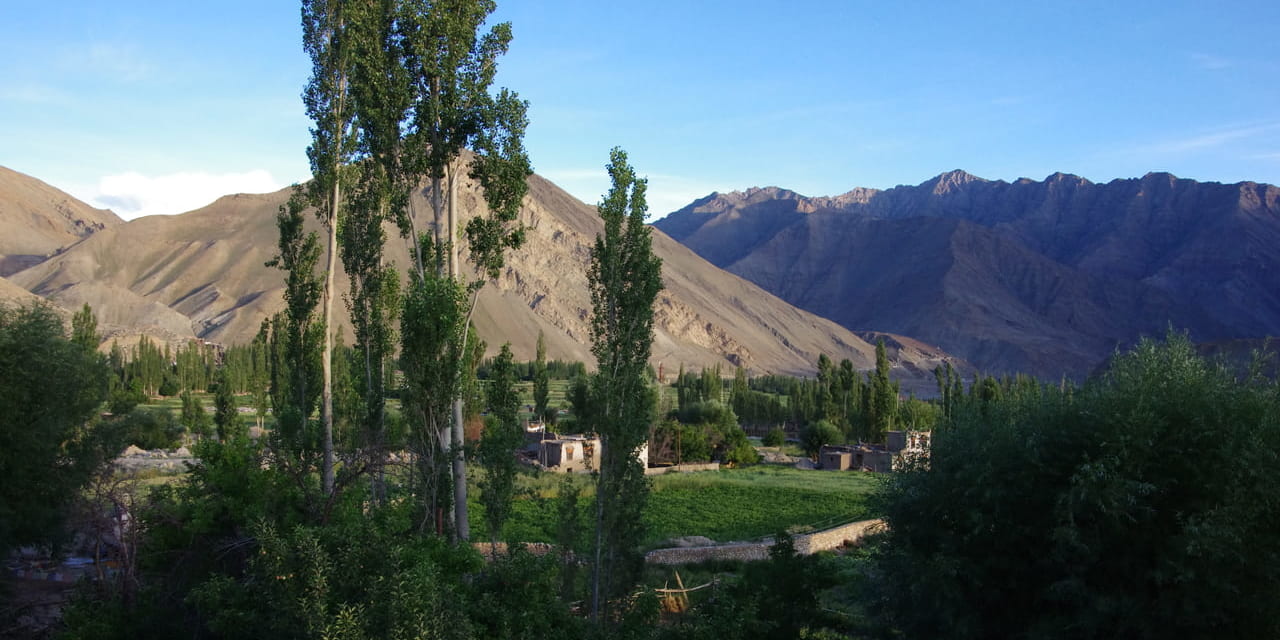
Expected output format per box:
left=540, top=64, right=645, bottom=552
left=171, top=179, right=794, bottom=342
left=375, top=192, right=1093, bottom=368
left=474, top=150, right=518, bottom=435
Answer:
left=793, top=518, right=886, bottom=555
left=645, top=541, right=771, bottom=565
left=644, top=518, right=886, bottom=565
left=644, top=462, right=721, bottom=476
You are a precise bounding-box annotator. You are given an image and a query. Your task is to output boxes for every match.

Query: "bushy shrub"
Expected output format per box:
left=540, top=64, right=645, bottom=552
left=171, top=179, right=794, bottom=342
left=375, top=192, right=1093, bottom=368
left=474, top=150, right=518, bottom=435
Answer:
left=117, top=407, right=184, bottom=450
left=653, top=419, right=713, bottom=463
left=762, top=426, right=786, bottom=447
left=878, top=333, right=1280, bottom=639
left=677, top=400, right=735, bottom=430
left=800, top=420, right=841, bottom=458
left=108, top=379, right=147, bottom=415
left=654, top=401, right=760, bottom=466
left=721, top=437, right=761, bottom=466
left=157, top=375, right=180, bottom=397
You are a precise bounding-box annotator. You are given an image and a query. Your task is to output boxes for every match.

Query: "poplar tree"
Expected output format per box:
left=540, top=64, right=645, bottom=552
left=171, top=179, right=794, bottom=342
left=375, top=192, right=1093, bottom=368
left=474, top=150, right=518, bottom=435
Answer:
left=730, top=365, right=748, bottom=408
left=934, top=360, right=961, bottom=421
left=266, top=196, right=325, bottom=501
left=0, top=303, right=114, bottom=558
left=816, top=353, right=835, bottom=420
left=392, top=0, right=531, bottom=541
left=301, top=0, right=359, bottom=498
left=477, top=343, right=520, bottom=554
left=533, top=330, right=549, bottom=420
left=869, top=338, right=898, bottom=442
left=71, top=303, right=99, bottom=352
left=343, top=0, right=414, bottom=503
left=585, top=148, right=664, bottom=623
left=181, top=389, right=213, bottom=440
left=213, top=368, right=242, bottom=442
left=399, top=236, right=468, bottom=535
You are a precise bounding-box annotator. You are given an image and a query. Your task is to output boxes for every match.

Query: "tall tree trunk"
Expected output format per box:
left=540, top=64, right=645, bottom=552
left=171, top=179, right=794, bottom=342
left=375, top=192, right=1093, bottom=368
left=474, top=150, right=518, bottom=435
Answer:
left=363, top=319, right=379, bottom=501
left=321, top=178, right=339, bottom=497
left=448, top=163, right=470, bottom=542
left=592, top=475, right=605, bottom=622
left=407, top=189, right=425, bottom=277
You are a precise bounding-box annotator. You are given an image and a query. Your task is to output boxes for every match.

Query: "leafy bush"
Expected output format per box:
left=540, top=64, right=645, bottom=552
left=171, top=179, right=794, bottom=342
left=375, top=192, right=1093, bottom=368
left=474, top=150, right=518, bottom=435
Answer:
left=654, top=532, right=843, bottom=639
left=108, top=379, right=147, bottom=415
left=800, top=420, right=841, bottom=458
left=762, top=426, right=786, bottom=447
left=0, top=302, right=116, bottom=557
left=117, top=407, right=184, bottom=450
left=653, top=402, right=759, bottom=467
left=677, top=400, right=735, bottom=430
left=157, top=375, right=179, bottom=397
left=717, top=424, right=760, bottom=466
left=878, top=333, right=1280, bottom=639
left=653, top=420, right=713, bottom=463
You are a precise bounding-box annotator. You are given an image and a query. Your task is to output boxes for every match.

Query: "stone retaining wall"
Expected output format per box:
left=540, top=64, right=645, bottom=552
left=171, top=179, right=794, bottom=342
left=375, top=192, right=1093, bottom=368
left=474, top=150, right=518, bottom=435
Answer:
left=644, top=518, right=886, bottom=565
left=645, top=541, right=771, bottom=565
left=644, top=462, right=721, bottom=476
left=794, top=518, right=886, bottom=555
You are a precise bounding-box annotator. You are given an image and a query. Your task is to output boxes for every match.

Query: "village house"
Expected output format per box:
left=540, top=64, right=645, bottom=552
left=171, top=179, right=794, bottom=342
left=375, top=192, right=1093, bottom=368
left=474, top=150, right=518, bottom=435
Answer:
left=820, top=443, right=893, bottom=472
left=537, top=434, right=651, bottom=474
left=539, top=435, right=600, bottom=473
left=820, top=430, right=931, bottom=472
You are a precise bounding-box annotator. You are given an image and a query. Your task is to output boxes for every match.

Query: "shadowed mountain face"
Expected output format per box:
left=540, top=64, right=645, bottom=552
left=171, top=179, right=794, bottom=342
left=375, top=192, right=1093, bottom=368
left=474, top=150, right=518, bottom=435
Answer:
left=655, top=171, right=1280, bottom=378
left=0, top=164, right=963, bottom=385
left=0, top=166, right=122, bottom=276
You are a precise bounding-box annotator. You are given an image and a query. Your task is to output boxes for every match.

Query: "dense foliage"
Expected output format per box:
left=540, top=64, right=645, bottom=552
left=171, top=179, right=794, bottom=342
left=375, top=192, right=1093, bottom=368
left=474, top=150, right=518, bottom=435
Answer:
left=584, top=147, right=664, bottom=621
left=477, top=343, right=522, bottom=550
left=878, top=333, right=1280, bottom=639
left=0, top=303, right=118, bottom=557
left=652, top=401, right=758, bottom=467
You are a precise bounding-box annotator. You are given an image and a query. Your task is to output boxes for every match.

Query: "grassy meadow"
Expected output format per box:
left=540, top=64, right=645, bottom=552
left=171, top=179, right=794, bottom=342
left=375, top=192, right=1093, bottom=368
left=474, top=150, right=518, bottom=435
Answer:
left=487, top=465, right=882, bottom=549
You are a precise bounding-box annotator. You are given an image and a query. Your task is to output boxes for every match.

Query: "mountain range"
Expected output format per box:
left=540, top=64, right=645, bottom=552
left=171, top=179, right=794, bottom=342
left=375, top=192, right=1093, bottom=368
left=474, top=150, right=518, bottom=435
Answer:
left=655, top=171, right=1280, bottom=378
left=0, top=165, right=957, bottom=391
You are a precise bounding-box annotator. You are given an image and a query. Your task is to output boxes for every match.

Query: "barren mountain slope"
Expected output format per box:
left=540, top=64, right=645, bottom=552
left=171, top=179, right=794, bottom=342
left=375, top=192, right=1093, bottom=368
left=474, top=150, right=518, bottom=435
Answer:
left=7, top=167, right=961, bottom=380
left=11, top=191, right=297, bottom=345
left=657, top=172, right=1279, bottom=378
left=0, top=166, right=122, bottom=276
left=0, top=275, right=45, bottom=306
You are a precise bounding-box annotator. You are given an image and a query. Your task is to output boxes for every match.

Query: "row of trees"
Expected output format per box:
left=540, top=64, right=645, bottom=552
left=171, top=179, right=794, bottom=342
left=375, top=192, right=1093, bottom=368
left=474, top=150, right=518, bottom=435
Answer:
left=7, top=1, right=666, bottom=632
left=43, top=154, right=663, bottom=639
left=275, top=7, right=668, bottom=628
left=264, top=0, right=534, bottom=535
left=675, top=340, right=909, bottom=444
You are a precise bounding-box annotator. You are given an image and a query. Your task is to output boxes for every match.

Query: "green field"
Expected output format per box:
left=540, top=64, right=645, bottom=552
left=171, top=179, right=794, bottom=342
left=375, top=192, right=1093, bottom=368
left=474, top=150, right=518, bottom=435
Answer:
left=488, top=465, right=882, bottom=548
left=645, top=466, right=881, bottom=544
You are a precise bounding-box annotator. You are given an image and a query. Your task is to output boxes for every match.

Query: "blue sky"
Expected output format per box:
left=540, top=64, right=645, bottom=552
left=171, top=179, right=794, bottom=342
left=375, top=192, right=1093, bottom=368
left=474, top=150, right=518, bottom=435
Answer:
left=2, top=1, right=1278, bottom=220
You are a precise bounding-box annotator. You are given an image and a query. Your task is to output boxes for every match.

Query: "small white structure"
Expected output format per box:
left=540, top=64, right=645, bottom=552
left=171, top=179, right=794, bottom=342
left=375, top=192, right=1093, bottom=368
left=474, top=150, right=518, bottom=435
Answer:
left=538, top=436, right=650, bottom=474
left=539, top=435, right=600, bottom=473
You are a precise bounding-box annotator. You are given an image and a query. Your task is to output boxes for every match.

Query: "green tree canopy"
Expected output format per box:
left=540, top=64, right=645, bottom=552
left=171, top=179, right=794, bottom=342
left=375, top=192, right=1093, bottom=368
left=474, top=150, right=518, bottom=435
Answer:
left=478, top=343, right=522, bottom=551
left=878, top=332, right=1280, bottom=639
left=584, top=147, right=664, bottom=622
left=533, top=330, right=550, bottom=419
left=0, top=303, right=118, bottom=556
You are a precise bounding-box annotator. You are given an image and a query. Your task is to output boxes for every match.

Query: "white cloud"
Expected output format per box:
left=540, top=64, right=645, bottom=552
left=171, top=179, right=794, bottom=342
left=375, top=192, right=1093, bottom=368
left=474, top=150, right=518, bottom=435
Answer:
left=87, top=170, right=283, bottom=220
